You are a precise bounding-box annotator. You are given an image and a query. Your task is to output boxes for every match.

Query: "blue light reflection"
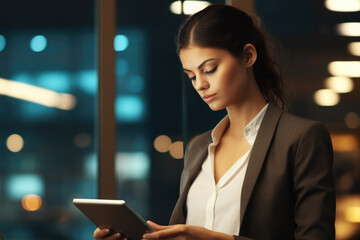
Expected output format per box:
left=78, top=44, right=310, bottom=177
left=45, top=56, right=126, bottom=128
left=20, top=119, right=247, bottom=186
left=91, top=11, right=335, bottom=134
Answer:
left=6, top=174, right=44, bottom=200
left=30, top=35, right=47, bottom=52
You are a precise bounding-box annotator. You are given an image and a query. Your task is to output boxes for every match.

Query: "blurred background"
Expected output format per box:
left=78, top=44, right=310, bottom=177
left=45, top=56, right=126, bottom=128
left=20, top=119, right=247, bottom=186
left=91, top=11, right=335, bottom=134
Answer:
left=0, top=0, right=359, bottom=239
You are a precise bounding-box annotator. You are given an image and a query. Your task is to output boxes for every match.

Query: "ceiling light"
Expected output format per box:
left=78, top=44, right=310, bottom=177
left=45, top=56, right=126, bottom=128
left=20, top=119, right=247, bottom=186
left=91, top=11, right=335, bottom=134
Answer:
left=313, top=89, right=340, bottom=106
left=328, top=61, right=360, bottom=77
left=325, top=0, right=360, bottom=12
left=348, top=42, right=360, bottom=56
left=324, top=76, right=354, bottom=93
left=0, top=78, right=76, bottom=110
left=170, top=1, right=211, bottom=15
left=336, top=22, right=360, bottom=36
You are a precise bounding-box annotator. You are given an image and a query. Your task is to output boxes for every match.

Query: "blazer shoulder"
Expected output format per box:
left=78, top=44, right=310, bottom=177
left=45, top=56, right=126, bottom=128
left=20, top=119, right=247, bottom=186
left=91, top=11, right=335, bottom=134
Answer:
left=279, top=110, right=330, bottom=136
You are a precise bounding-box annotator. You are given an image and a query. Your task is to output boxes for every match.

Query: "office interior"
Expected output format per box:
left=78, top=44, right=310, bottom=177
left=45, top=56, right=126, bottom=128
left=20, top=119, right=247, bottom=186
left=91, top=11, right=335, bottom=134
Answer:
left=0, top=0, right=359, bottom=239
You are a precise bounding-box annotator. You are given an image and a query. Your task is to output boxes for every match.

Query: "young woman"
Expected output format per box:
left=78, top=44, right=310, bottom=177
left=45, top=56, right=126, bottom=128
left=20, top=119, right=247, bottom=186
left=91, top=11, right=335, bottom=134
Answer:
left=94, top=4, right=335, bottom=240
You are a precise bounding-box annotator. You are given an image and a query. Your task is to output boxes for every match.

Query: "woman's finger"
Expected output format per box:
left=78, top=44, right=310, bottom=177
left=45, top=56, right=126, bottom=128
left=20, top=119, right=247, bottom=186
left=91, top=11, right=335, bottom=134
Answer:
left=93, top=228, right=123, bottom=240
left=147, top=221, right=171, bottom=231
left=143, top=225, right=187, bottom=239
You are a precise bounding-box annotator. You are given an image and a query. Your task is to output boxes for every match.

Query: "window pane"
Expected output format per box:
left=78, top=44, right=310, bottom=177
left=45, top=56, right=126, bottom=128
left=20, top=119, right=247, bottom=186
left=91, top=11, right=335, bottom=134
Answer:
left=0, top=1, right=96, bottom=239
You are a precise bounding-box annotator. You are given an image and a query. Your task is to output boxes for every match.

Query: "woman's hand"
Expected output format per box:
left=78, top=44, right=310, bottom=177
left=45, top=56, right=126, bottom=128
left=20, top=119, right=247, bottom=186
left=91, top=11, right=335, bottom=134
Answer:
left=142, top=221, right=233, bottom=240
left=93, top=228, right=128, bottom=240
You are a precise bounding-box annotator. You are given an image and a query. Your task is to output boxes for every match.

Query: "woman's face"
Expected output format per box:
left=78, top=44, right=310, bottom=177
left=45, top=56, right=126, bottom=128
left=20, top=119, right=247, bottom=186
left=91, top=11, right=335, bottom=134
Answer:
left=179, top=44, right=256, bottom=111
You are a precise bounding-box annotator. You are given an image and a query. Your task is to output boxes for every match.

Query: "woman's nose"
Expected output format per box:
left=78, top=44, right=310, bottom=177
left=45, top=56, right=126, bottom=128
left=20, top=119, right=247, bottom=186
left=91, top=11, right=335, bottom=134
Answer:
left=194, top=75, right=209, bottom=92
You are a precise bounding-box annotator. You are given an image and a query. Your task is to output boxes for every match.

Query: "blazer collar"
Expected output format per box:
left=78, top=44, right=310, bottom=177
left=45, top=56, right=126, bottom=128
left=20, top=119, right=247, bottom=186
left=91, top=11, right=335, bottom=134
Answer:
left=170, top=103, right=283, bottom=225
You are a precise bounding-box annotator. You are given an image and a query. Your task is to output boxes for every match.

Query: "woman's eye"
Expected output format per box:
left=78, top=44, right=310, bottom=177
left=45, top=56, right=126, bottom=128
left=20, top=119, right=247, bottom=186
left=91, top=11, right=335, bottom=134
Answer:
left=188, top=75, right=196, bottom=81
left=203, top=66, right=217, bottom=74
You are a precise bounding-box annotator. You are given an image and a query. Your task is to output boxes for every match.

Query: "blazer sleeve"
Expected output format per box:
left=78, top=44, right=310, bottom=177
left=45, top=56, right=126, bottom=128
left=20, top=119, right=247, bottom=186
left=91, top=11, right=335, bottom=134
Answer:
left=292, top=122, right=335, bottom=239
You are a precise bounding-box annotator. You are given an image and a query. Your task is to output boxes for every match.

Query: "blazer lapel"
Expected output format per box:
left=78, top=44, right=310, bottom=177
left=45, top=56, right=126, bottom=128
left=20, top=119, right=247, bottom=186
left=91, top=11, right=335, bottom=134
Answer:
left=170, top=131, right=212, bottom=224
left=240, top=103, right=283, bottom=224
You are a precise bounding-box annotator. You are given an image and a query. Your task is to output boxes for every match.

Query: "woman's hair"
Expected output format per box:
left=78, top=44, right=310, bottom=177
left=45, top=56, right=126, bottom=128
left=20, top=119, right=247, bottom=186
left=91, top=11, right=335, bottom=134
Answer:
left=177, top=4, right=286, bottom=108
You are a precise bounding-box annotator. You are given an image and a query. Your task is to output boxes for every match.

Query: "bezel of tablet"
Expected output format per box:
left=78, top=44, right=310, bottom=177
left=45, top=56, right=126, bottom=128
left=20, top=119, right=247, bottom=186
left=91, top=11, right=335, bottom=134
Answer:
left=73, top=198, right=153, bottom=239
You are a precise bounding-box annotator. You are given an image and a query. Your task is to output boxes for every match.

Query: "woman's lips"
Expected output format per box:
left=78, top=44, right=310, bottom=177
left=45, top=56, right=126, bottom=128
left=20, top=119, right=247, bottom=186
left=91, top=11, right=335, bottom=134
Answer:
left=202, top=93, right=217, bottom=103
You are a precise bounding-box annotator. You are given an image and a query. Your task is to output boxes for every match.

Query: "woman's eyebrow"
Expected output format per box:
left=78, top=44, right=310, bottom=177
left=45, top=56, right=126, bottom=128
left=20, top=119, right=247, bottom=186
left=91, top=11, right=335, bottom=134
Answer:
left=183, top=58, right=217, bottom=72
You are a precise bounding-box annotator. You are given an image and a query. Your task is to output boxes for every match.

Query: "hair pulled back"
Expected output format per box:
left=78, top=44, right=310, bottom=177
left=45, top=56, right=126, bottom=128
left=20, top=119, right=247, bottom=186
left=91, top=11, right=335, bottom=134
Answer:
left=177, top=4, right=285, bottom=108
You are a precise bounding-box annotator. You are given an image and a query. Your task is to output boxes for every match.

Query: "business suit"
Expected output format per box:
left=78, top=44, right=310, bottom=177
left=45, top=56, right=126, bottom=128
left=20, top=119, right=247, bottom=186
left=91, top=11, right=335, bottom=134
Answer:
left=170, top=103, right=335, bottom=239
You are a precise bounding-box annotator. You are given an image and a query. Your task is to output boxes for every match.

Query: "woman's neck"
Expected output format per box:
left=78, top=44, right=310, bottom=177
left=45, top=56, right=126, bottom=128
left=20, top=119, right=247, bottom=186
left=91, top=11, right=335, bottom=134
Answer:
left=225, top=97, right=267, bottom=139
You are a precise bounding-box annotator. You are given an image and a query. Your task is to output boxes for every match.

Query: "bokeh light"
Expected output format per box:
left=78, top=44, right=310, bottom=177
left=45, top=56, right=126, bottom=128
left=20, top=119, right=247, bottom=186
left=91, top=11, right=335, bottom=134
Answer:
left=74, top=133, right=92, bottom=148
left=324, top=76, right=354, bottom=93
left=30, top=35, right=47, bottom=52
left=0, top=35, right=6, bottom=51
left=348, top=42, right=360, bottom=56
left=313, top=89, right=340, bottom=106
left=6, top=134, right=24, bottom=152
left=153, top=135, right=172, bottom=153
left=114, top=35, right=129, bottom=51
left=22, top=194, right=42, bottom=211
left=170, top=1, right=211, bottom=15
left=328, top=61, right=360, bottom=77
left=345, top=112, right=360, bottom=129
left=169, top=141, right=184, bottom=159
left=325, top=0, right=360, bottom=12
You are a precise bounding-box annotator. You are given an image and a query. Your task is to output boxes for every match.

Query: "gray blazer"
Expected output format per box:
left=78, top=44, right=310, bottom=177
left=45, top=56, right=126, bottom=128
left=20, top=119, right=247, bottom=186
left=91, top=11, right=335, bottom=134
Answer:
left=169, top=103, right=335, bottom=240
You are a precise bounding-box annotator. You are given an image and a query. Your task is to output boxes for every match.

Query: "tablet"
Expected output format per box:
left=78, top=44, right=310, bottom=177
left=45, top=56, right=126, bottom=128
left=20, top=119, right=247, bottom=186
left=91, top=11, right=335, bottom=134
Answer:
left=73, top=198, right=153, bottom=239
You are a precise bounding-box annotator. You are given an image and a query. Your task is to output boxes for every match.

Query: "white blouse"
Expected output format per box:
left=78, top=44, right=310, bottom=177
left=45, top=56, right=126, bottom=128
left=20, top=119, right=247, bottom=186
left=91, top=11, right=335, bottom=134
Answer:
left=185, top=104, right=268, bottom=235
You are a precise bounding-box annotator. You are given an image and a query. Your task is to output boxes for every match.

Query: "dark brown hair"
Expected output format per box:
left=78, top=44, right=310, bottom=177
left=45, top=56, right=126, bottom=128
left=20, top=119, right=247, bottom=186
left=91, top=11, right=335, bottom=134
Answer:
left=177, top=4, right=285, bottom=108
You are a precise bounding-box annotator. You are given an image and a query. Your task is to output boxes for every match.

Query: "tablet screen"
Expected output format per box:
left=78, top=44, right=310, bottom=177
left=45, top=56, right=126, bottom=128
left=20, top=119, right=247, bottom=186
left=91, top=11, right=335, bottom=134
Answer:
left=73, top=198, right=153, bottom=239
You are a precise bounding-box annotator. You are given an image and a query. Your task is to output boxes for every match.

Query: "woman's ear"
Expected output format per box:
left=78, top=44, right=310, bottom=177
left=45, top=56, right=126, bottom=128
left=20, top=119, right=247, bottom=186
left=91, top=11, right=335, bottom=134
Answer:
left=243, top=43, right=257, bottom=67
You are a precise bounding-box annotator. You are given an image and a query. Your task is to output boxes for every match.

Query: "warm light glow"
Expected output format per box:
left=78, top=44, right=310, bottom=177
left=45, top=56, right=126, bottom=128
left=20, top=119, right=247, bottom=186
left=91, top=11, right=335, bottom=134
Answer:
left=336, top=195, right=360, bottom=239
left=169, top=141, right=184, bottom=159
left=324, top=76, right=354, bottom=93
left=345, top=207, right=360, bottom=222
left=170, top=1, right=182, bottom=14
left=336, top=22, right=360, bottom=36
left=335, top=220, right=358, bottom=239
left=170, top=1, right=211, bottom=15
left=325, top=0, right=360, bottom=12
left=22, top=194, right=42, bottom=211
left=153, top=135, right=172, bottom=153
left=345, top=112, right=360, bottom=129
left=331, top=134, right=358, bottom=152
left=0, top=78, right=76, bottom=110
left=348, top=42, right=360, bottom=56
left=313, top=89, right=339, bottom=106
left=328, top=61, right=360, bottom=77
left=6, top=134, right=24, bottom=152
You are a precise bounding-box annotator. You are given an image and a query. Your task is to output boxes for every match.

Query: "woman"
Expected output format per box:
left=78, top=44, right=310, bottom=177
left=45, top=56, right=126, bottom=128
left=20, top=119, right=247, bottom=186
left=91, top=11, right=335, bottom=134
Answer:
left=94, top=4, right=335, bottom=240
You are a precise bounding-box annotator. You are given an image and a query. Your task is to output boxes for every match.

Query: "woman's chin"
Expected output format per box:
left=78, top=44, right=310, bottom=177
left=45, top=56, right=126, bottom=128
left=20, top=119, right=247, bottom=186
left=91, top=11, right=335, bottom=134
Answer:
left=208, top=104, right=225, bottom=112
